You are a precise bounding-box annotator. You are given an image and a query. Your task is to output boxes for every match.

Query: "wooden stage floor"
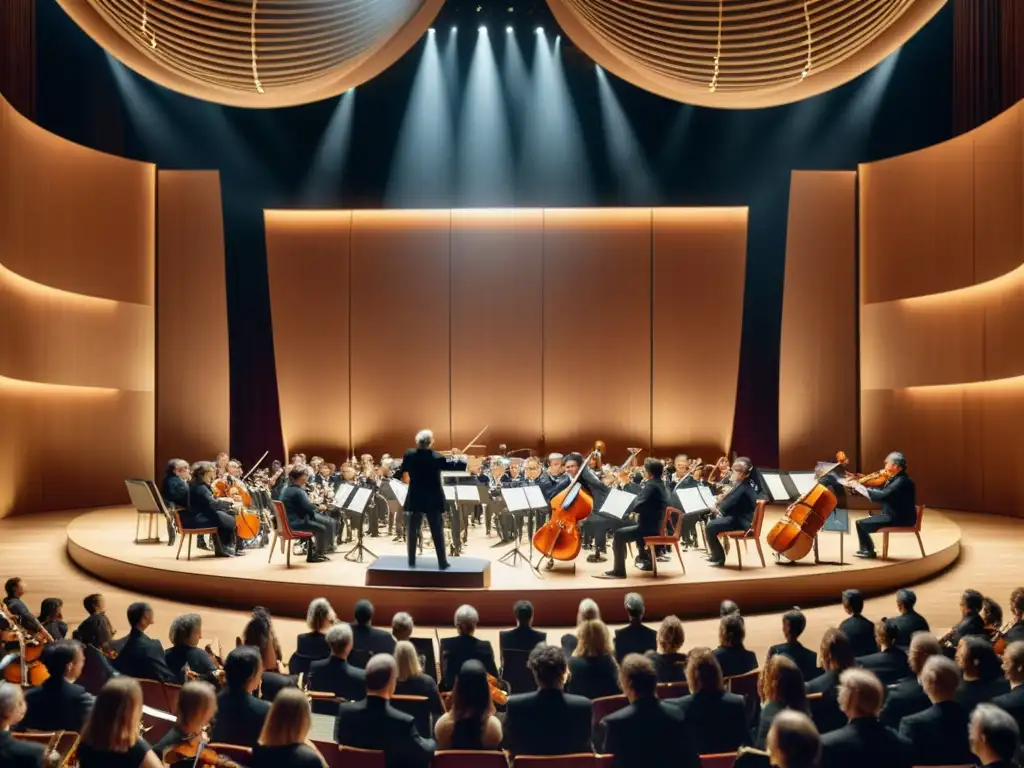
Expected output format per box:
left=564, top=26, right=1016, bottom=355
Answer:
left=65, top=506, right=962, bottom=625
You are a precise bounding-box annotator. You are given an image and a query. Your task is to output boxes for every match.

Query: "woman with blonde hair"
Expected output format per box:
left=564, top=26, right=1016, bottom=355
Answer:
left=251, top=687, right=326, bottom=768
left=649, top=615, right=688, bottom=683
left=152, top=681, right=221, bottom=767
left=561, top=598, right=601, bottom=655
left=77, top=678, right=161, bottom=768
left=393, top=640, right=444, bottom=737
left=566, top=619, right=620, bottom=699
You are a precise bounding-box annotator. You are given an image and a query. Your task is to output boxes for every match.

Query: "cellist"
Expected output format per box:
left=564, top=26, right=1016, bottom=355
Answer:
left=705, top=458, right=757, bottom=567
left=563, top=453, right=611, bottom=564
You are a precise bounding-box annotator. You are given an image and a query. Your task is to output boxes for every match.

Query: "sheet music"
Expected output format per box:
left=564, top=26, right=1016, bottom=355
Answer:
left=501, top=487, right=530, bottom=512
left=761, top=473, right=790, bottom=502
left=142, top=704, right=176, bottom=721
left=388, top=479, right=408, bottom=506
left=599, top=488, right=637, bottom=520
left=524, top=485, right=547, bottom=509
left=441, top=470, right=471, bottom=479
left=332, top=483, right=357, bottom=508
left=443, top=486, right=457, bottom=502
left=698, top=485, right=718, bottom=508
left=344, top=487, right=372, bottom=513
left=455, top=485, right=480, bottom=502
left=677, top=487, right=708, bottom=514
left=789, top=472, right=818, bottom=495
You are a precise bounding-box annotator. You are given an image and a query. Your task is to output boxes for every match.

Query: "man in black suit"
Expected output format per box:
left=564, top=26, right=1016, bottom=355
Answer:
left=669, top=647, right=751, bottom=754
left=849, top=452, right=915, bottom=559
left=350, top=599, right=396, bottom=667
left=597, top=654, right=700, bottom=768
left=309, top=623, right=366, bottom=702
left=401, top=429, right=467, bottom=569
left=439, top=605, right=499, bottom=690
left=19, top=640, right=93, bottom=733
left=992, top=641, right=1024, bottom=737
left=604, top=459, right=669, bottom=578
left=164, top=613, right=220, bottom=686
left=898, top=655, right=972, bottom=766
left=705, top=458, right=758, bottom=567
left=768, top=608, right=821, bottom=682
left=334, top=654, right=436, bottom=768
left=112, top=602, right=174, bottom=682
left=3, top=578, right=52, bottom=642
left=499, top=601, right=546, bottom=656
left=537, top=453, right=569, bottom=503
left=0, top=683, right=45, bottom=768
left=279, top=466, right=334, bottom=562
left=1005, top=589, right=1024, bottom=645
left=949, top=589, right=988, bottom=647
left=613, top=593, right=657, bottom=662
left=820, top=668, right=915, bottom=768
left=503, top=643, right=593, bottom=757
left=891, top=589, right=930, bottom=648
left=880, top=632, right=943, bottom=729
left=970, top=704, right=1022, bottom=768
left=857, top=618, right=911, bottom=686
left=838, top=590, right=878, bottom=658
left=210, top=646, right=271, bottom=748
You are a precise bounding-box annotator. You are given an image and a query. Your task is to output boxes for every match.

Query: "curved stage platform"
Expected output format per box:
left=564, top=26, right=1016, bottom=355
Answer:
left=67, top=506, right=962, bottom=625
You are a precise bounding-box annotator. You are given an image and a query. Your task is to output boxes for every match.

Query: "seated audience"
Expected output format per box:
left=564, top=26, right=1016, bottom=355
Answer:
left=393, top=640, right=444, bottom=738
left=767, top=710, right=822, bottom=768
left=112, top=602, right=174, bottom=682
left=502, top=644, right=593, bottom=756
left=74, top=593, right=107, bottom=642
left=567, top=618, right=621, bottom=700
left=433, top=660, right=502, bottom=750
left=75, top=611, right=118, bottom=695
left=77, top=677, right=160, bottom=768
left=439, top=605, right=499, bottom=691
left=210, top=645, right=271, bottom=749
left=0, top=682, right=46, bottom=768
left=613, top=593, right=657, bottom=663
left=768, top=608, right=821, bottom=682
left=391, top=612, right=415, bottom=643
left=820, top=668, right=914, bottom=768
left=983, top=597, right=1006, bottom=646
left=838, top=590, right=878, bottom=658
left=992, top=641, right=1024, bottom=737
left=898, top=655, right=973, bottom=766
left=308, top=623, right=366, bottom=701
left=596, top=654, right=700, bottom=768
left=244, top=608, right=297, bottom=702
left=970, top=703, right=1021, bottom=768
left=37, top=597, right=68, bottom=640
left=561, top=598, right=600, bottom=655
left=152, top=681, right=219, bottom=767
left=671, top=647, right=751, bottom=754
left=251, top=688, right=327, bottom=768
left=1005, top=588, right=1024, bottom=645
left=806, top=629, right=856, bottom=734
left=721, top=600, right=742, bottom=618
left=20, top=639, right=93, bottom=733
left=891, top=588, right=930, bottom=648
left=164, top=613, right=219, bottom=686
left=333, top=654, right=436, bottom=768
left=880, top=632, right=943, bottom=729
left=294, top=598, right=336, bottom=662
left=755, top=655, right=808, bottom=748
left=856, top=618, right=911, bottom=686
left=950, top=588, right=988, bottom=646
left=649, top=615, right=688, bottom=683
left=499, top=600, right=546, bottom=655
left=714, top=612, right=759, bottom=678
left=350, top=599, right=396, bottom=666
left=956, top=636, right=1011, bottom=712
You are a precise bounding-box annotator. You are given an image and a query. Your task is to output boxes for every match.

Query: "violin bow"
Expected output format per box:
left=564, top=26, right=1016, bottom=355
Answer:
left=459, top=425, right=489, bottom=456
left=242, top=450, right=269, bottom=482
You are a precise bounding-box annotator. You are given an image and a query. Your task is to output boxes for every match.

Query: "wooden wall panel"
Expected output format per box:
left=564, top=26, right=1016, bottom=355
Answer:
left=157, top=171, right=229, bottom=469
left=652, top=208, right=748, bottom=460
left=973, top=105, right=1024, bottom=283
left=450, top=210, right=543, bottom=454
left=779, top=172, right=857, bottom=468
left=541, top=209, right=652, bottom=458
left=265, top=211, right=351, bottom=462
left=349, top=211, right=451, bottom=457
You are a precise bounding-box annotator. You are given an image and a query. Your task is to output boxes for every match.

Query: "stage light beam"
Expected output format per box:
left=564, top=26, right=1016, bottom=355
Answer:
left=595, top=66, right=659, bottom=202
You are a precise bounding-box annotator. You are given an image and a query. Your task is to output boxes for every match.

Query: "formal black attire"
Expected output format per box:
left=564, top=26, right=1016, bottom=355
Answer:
left=649, top=651, right=688, bottom=683
left=76, top=738, right=153, bottom=768
left=898, top=700, right=973, bottom=766
left=280, top=483, right=334, bottom=559
left=112, top=627, right=174, bottom=682
left=1005, top=619, right=1024, bottom=644
left=819, top=717, right=915, bottom=768
left=856, top=472, right=916, bottom=554
left=566, top=654, right=620, bottom=700
left=597, top=696, right=700, bottom=768
left=839, top=615, right=879, bottom=658
left=499, top=625, right=546, bottom=655
left=0, top=730, right=45, bottom=768
left=714, top=645, right=759, bottom=678
left=295, top=631, right=330, bottom=660
left=956, top=677, right=1011, bottom=712
left=992, top=684, right=1024, bottom=737
left=892, top=609, right=930, bottom=648
left=768, top=641, right=821, bottom=682
left=439, top=634, right=498, bottom=691
left=164, top=643, right=219, bottom=686
left=950, top=611, right=988, bottom=645
left=807, top=670, right=848, bottom=734
left=210, top=688, right=271, bottom=748
left=250, top=744, right=324, bottom=768
left=613, top=622, right=658, bottom=662
left=394, top=674, right=445, bottom=738
left=573, top=467, right=612, bottom=554
left=857, top=646, right=911, bottom=686
left=333, top=695, right=436, bottom=768
left=706, top=480, right=757, bottom=564
left=348, top=623, right=396, bottom=669
left=880, top=677, right=930, bottom=729
left=401, top=448, right=466, bottom=567
left=259, top=670, right=298, bottom=702
left=162, top=474, right=189, bottom=510
left=20, top=677, right=93, bottom=732
left=308, top=656, right=366, bottom=701
left=41, top=618, right=68, bottom=640
left=502, top=688, right=593, bottom=756
left=78, top=642, right=117, bottom=695
left=607, top=480, right=669, bottom=575
left=537, top=472, right=569, bottom=503
left=3, top=597, right=42, bottom=635
left=670, top=690, right=751, bottom=754
left=754, top=701, right=806, bottom=749
left=185, top=481, right=236, bottom=552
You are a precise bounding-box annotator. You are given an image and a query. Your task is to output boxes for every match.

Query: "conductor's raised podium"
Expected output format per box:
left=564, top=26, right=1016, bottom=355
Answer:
left=365, top=555, right=491, bottom=589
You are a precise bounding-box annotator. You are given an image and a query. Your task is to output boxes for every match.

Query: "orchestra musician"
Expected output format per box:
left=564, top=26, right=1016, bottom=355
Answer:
left=604, top=458, right=669, bottom=579
left=161, top=459, right=190, bottom=545
left=705, top=458, right=758, bottom=567
left=538, top=453, right=569, bottom=503
left=402, top=429, right=467, bottom=569
left=187, top=461, right=240, bottom=557
left=847, top=452, right=915, bottom=560
left=336, top=462, right=360, bottom=543
left=561, top=453, right=611, bottom=564
left=486, top=458, right=514, bottom=543
left=279, top=466, right=335, bottom=563
left=215, top=452, right=230, bottom=479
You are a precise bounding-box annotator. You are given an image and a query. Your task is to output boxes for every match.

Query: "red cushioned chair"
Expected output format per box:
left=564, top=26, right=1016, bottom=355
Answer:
left=700, top=753, right=738, bottom=768
left=590, top=694, right=629, bottom=728
left=433, top=750, right=509, bottom=767
left=172, top=510, right=217, bottom=562
left=268, top=500, right=314, bottom=568
left=878, top=504, right=926, bottom=559
left=656, top=680, right=690, bottom=699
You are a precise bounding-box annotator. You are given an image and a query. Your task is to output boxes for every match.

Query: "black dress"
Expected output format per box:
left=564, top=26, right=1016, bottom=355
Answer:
left=567, top=655, right=621, bottom=700
left=250, top=744, right=324, bottom=768
left=76, top=739, right=153, bottom=768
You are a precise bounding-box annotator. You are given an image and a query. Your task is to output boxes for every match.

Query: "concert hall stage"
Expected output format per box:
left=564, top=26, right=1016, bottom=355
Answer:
left=66, top=506, right=962, bottom=626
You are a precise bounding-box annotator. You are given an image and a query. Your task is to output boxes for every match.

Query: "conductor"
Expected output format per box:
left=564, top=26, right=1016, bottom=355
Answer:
left=401, top=429, right=467, bottom=569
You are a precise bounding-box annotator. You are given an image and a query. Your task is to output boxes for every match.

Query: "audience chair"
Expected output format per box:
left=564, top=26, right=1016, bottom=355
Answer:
left=337, top=744, right=387, bottom=767
left=125, top=478, right=173, bottom=544
left=390, top=694, right=431, bottom=737
left=307, top=690, right=343, bottom=717
left=311, top=741, right=346, bottom=768
left=172, top=510, right=218, bottom=562
left=13, top=731, right=80, bottom=765
left=591, top=693, right=629, bottom=727
left=718, top=500, right=767, bottom=570
left=641, top=506, right=686, bottom=576
left=434, top=750, right=509, bottom=767
left=514, top=755, right=608, bottom=767
left=700, top=753, right=738, bottom=768
left=288, top=651, right=316, bottom=679
left=409, top=636, right=438, bottom=681
left=502, top=648, right=538, bottom=694
left=726, top=669, right=761, bottom=724
left=348, top=647, right=373, bottom=670
left=208, top=743, right=252, bottom=764
left=268, top=500, right=314, bottom=568
left=656, top=681, right=690, bottom=699
left=879, top=505, right=926, bottom=559
left=138, top=677, right=181, bottom=715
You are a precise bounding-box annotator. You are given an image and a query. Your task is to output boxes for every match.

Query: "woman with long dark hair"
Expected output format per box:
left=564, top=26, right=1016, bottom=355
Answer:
left=433, top=660, right=502, bottom=750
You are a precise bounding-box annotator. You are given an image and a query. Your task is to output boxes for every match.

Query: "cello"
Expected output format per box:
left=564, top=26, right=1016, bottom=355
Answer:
left=532, top=450, right=600, bottom=567
left=765, top=462, right=841, bottom=562
left=213, top=475, right=260, bottom=542
left=0, top=603, right=49, bottom=686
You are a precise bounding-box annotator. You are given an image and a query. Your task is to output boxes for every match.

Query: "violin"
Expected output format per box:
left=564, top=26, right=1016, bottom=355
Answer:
left=532, top=450, right=601, bottom=565
left=0, top=603, right=50, bottom=686
left=162, top=731, right=242, bottom=767
left=836, top=450, right=890, bottom=487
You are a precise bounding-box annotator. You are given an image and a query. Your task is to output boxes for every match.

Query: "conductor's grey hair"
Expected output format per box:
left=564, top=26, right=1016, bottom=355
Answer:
left=326, top=623, right=354, bottom=655
left=416, top=430, right=434, bottom=449
left=886, top=451, right=907, bottom=468
left=454, top=604, right=479, bottom=634
left=0, top=681, right=23, bottom=722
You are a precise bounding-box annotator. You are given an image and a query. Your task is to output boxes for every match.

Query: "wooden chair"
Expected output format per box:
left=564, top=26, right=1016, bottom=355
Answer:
left=138, top=677, right=181, bottom=715
left=434, top=750, right=509, bottom=767
left=307, top=690, right=343, bottom=716
left=337, top=744, right=387, bottom=767
left=501, top=648, right=538, bottom=694
left=410, top=636, right=438, bottom=681
left=208, top=743, right=253, bottom=764
left=311, top=741, right=346, bottom=768
left=641, top=506, right=686, bottom=576
left=726, top=669, right=761, bottom=725
left=514, top=755, right=606, bottom=767
left=879, top=504, right=926, bottom=559
left=173, top=510, right=217, bottom=562
left=268, top=500, right=314, bottom=568
left=390, top=694, right=431, bottom=738
left=590, top=693, right=629, bottom=727
left=700, top=753, right=738, bottom=768
left=656, top=680, right=690, bottom=699
left=125, top=478, right=173, bottom=544
left=13, top=731, right=80, bottom=766
left=718, top=500, right=767, bottom=570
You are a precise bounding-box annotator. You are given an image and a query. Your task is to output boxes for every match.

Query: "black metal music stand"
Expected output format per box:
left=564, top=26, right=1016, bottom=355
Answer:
left=342, top=487, right=378, bottom=563
left=497, top=488, right=533, bottom=568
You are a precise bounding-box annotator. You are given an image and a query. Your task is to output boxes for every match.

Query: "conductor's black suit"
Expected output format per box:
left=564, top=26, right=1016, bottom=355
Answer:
left=401, top=447, right=466, bottom=568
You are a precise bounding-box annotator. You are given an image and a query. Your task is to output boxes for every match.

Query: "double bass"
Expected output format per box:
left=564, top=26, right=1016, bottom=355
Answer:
left=765, top=460, right=843, bottom=562
left=532, top=450, right=600, bottom=565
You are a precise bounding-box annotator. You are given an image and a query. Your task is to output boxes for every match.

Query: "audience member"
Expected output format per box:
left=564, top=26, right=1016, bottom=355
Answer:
left=838, top=590, right=878, bottom=658
left=983, top=597, right=1005, bottom=639
left=74, top=593, right=109, bottom=647
left=74, top=611, right=118, bottom=695
left=956, top=636, right=1011, bottom=712
left=767, top=710, right=822, bottom=768
left=597, top=653, right=700, bottom=768
left=714, top=613, right=759, bottom=677
left=0, top=682, right=46, bottom=768
left=499, top=600, right=546, bottom=655
left=433, top=660, right=502, bottom=750
left=112, top=602, right=174, bottom=682
left=892, top=589, right=930, bottom=648
left=561, top=598, right=600, bottom=655
left=721, top=600, right=742, bottom=618
left=77, top=677, right=160, bottom=768
left=898, top=655, right=973, bottom=766
left=244, top=608, right=297, bottom=702
left=3, top=578, right=49, bottom=641
left=210, top=646, right=271, bottom=749
left=439, top=605, right=499, bottom=690
left=164, top=613, right=219, bottom=686
left=251, top=688, right=326, bottom=768
left=614, top=593, right=657, bottom=662
left=671, top=647, right=752, bottom=754
left=502, top=644, right=593, bottom=756
left=333, top=654, right=436, bottom=768
left=308, top=623, right=366, bottom=701
left=819, top=668, right=914, bottom=768
left=152, top=681, right=219, bottom=767
left=880, top=632, right=943, bottom=729
left=295, top=598, right=336, bottom=662
left=992, top=641, right=1024, bottom=738
left=970, top=704, right=1021, bottom=768
left=1005, top=589, right=1024, bottom=645
left=567, top=618, right=621, bottom=700
left=37, top=597, right=68, bottom=640
left=350, top=599, right=396, bottom=666
left=755, top=655, right=808, bottom=748
left=856, top=618, right=911, bottom=685
left=19, top=639, right=93, bottom=733
left=768, top=608, right=821, bottom=682
left=807, top=628, right=856, bottom=734
left=393, top=640, right=444, bottom=738
left=950, top=589, right=988, bottom=646
left=391, top=612, right=415, bottom=643
left=649, top=615, right=688, bottom=683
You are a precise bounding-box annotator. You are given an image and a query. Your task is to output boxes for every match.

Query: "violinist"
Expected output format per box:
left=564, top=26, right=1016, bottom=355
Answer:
left=187, top=462, right=240, bottom=558
left=280, top=467, right=334, bottom=563
left=846, top=452, right=915, bottom=559
left=153, top=680, right=242, bottom=767
left=486, top=458, right=511, bottom=541
left=3, top=578, right=52, bottom=642
left=705, top=458, right=757, bottom=567
left=603, top=458, right=669, bottom=579
left=19, top=639, right=92, bottom=733
left=165, top=614, right=220, bottom=687
left=77, top=677, right=162, bottom=768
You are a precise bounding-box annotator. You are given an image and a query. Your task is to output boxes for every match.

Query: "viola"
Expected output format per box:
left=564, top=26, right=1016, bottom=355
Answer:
left=836, top=450, right=890, bottom=487
left=162, top=732, right=241, bottom=767
left=532, top=450, right=601, bottom=564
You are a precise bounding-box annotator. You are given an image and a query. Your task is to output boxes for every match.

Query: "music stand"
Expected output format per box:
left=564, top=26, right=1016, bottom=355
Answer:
left=757, top=470, right=796, bottom=503
left=523, top=485, right=548, bottom=556
left=454, top=484, right=484, bottom=554
left=677, top=486, right=714, bottom=552
left=342, top=486, right=377, bottom=563
left=497, top=487, right=532, bottom=567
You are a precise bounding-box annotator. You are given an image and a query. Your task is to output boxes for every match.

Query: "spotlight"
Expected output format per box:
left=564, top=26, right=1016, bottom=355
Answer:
left=428, top=27, right=435, bottom=34
left=451, top=25, right=458, bottom=33
left=506, top=26, right=513, bottom=33
left=535, top=26, right=544, bottom=33
left=479, top=24, right=487, bottom=33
